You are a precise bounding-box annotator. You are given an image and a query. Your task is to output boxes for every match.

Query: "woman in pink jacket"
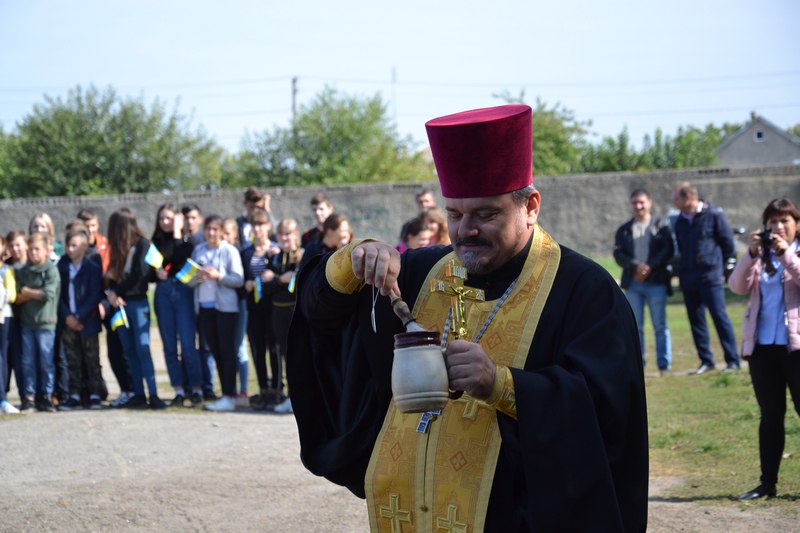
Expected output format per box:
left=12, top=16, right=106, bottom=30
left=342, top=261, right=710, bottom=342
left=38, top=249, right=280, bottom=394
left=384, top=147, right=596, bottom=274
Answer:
left=728, top=198, right=800, bottom=500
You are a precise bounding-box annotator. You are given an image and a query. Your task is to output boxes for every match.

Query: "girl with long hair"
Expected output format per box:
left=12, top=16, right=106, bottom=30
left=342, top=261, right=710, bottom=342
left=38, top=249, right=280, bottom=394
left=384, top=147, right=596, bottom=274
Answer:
left=151, top=203, right=203, bottom=407
left=259, top=218, right=303, bottom=414
left=106, top=209, right=166, bottom=409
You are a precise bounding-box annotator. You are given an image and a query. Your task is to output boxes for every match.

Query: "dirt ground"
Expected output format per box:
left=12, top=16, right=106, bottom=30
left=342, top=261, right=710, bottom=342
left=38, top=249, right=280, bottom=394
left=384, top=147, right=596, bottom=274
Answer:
left=1, top=410, right=797, bottom=533
left=1, top=331, right=798, bottom=532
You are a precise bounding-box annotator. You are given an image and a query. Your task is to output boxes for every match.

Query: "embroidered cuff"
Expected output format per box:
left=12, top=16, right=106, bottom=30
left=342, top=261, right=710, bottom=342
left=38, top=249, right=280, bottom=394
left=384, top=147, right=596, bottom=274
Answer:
left=325, top=238, right=376, bottom=294
left=488, top=366, right=517, bottom=420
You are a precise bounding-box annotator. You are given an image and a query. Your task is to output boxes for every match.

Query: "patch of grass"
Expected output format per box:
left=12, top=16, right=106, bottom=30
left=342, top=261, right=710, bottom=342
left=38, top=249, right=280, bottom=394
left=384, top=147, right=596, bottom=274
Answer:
left=647, top=369, right=800, bottom=504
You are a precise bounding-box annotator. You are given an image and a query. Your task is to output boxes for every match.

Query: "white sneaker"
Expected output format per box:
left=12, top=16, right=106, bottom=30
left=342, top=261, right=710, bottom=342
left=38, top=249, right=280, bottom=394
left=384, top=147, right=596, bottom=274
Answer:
left=274, top=397, right=293, bottom=414
left=0, top=401, right=20, bottom=414
left=203, top=396, right=236, bottom=412
left=110, top=391, right=135, bottom=408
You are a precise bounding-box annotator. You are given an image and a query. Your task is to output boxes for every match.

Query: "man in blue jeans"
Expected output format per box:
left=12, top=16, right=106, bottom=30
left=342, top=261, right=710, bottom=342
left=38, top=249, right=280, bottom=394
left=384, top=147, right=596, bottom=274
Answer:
left=615, top=189, right=675, bottom=374
left=673, top=181, right=740, bottom=374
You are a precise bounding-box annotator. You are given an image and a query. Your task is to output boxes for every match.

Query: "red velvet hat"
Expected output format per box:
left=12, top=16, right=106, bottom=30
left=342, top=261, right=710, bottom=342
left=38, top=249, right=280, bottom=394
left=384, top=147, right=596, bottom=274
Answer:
left=425, top=104, right=533, bottom=198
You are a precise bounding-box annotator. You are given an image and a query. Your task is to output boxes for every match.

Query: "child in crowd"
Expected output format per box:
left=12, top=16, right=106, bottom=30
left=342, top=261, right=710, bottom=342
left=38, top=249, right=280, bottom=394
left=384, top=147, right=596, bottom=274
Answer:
left=301, top=193, right=334, bottom=247
left=396, top=218, right=433, bottom=253
left=260, top=218, right=303, bottom=414
left=190, top=215, right=244, bottom=412
left=57, top=229, right=104, bottom=410
left=5, top=230, right=27, bottom=400
left=29, top=213, right=63, bottom=260
left=106, top=210, right=166, bottom=410
left=0, top=236, right=19, bottom=414
left=299, top=213, right=352, bottom=271
left=15, top=233, right=61, bottom=412
left=242, top=210, right=281, bottom=411
left=235, top=187, right=267, bottom=250
left=77, top=209, right=110, bottom=273
left=221, top=218, right=251, bottom=408
left=421, top=206, right=450, bottom=246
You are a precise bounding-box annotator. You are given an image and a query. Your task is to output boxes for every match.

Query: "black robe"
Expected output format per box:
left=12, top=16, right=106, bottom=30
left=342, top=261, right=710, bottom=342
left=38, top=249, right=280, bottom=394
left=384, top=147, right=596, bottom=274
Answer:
left=287, top=241, right=649, bottom=532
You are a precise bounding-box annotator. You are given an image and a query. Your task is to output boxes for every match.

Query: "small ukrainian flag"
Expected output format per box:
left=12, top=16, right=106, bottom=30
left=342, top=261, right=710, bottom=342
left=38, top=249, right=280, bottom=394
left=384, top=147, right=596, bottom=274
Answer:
left=254, top=277, right=263, bottom=303
left=287, top=271, right=297, bottom=294
left=110, top=307, right=129, bottom=331
left=144, top=244, right=164, bottom=269
left=175, top=259, right=200, bottom=284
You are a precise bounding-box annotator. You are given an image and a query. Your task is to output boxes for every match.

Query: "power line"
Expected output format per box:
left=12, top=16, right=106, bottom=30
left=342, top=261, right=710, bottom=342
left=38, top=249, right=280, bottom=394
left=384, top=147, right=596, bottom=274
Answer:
left=2, top=70, right=799, bottom=94
left=302, top=70, right=800, bottom=89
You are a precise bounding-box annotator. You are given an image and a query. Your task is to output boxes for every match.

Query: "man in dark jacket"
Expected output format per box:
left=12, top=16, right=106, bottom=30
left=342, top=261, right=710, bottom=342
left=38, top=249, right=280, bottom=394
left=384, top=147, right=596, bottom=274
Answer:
left=673, top=181, right=740, bottom=374
left=614, top=188, right=674, bottom=374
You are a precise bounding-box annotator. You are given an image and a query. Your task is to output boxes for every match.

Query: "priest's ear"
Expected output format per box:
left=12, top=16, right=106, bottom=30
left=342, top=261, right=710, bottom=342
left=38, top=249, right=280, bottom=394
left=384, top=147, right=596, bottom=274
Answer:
left=523, top=188, right=541, bottom=227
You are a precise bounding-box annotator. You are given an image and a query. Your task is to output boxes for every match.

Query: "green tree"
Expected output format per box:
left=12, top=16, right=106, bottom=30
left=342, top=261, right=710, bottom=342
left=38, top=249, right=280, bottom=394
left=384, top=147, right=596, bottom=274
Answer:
left=1, top=84, right=224, bottom=198
left=239, top=87, right=435, bottom=187
left=788, top=124, right=800, bottom=138
left=493, top=90, right=591, bottom=176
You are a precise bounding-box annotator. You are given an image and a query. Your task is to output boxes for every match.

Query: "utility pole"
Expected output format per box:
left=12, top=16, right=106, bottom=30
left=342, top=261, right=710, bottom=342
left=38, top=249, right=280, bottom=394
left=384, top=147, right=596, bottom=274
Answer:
left=291, top=76, right=298, bottom=127
left=391, top=67, right=397, bottom=126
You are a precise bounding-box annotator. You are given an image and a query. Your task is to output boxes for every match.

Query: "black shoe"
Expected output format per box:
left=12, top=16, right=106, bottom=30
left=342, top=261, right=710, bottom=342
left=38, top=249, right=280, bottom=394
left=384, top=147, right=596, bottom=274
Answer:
left=20, top=399, right=36, bottom=413
left=39, top=398, right=57, bottom=413
left=170, top=394, right=186, bottom=407
left=190, top=391, right=204, bottom=407
left=254, top=390, right=278, bottom=412
left=738, top=483, right=776, bottom=500
left=59, top=398, right=83, bottom=411
left=203, top=390, right=217, bottom=401
left=88, top=398, right=102, bottom=410
left=120, top=394, right=149, bottom=409
left=723, top=363, right=741, bottom=373
left=691, top=364, right=715, bottom=375
left=149, top=395, right=167, bottom=410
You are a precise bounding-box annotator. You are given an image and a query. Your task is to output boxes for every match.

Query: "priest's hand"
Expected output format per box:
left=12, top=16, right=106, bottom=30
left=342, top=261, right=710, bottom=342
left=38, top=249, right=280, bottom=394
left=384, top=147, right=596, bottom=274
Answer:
left=444, top=339, right=496, bottom=400
left=351, top=242, right=401, bottom=297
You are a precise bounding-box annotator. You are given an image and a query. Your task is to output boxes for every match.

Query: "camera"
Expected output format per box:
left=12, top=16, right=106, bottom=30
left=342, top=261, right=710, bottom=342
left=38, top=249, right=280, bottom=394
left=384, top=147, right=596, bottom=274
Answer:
left=759, top=227, right=775, bottom=247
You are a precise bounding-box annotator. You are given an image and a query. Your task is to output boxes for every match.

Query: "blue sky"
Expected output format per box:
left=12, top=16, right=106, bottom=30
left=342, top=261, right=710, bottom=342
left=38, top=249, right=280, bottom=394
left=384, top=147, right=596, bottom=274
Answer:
left=1, top=0, right=798, bottom=153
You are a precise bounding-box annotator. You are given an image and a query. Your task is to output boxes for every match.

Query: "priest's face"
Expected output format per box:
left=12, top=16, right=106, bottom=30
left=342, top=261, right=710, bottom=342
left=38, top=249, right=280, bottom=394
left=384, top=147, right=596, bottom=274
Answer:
left=446, top=189, right=540, bottom=275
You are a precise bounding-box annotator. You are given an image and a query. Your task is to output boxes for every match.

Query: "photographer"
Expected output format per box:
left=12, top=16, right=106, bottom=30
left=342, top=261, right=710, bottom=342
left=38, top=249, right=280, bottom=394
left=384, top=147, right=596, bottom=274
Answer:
left=729, top=198, right=800, bottom=500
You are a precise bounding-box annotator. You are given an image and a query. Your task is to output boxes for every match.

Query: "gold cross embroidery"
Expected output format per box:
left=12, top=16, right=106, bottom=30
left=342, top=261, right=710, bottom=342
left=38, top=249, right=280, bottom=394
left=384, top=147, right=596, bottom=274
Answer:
left=436, top=504, right=468, bottom=533
left=454, top=396, right=489, bottom=420
left=380, top=493, right=412, bottom=533
left=430, top=261, right=485, bottom=340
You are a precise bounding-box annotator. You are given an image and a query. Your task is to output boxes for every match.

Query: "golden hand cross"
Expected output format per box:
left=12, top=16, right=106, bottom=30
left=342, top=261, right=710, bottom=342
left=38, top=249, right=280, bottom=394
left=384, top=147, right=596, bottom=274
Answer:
left=430, top=261, right=485, bottom=340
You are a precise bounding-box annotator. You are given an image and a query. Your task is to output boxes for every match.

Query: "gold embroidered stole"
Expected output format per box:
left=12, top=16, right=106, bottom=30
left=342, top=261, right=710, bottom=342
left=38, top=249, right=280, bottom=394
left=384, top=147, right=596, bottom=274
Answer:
left=365, top=225, right=561, bottom=533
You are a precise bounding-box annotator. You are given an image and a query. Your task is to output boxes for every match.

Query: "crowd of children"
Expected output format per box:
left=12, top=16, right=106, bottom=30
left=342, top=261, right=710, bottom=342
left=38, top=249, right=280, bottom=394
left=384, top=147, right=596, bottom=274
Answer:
left=0, top=187, right=445, bottom=416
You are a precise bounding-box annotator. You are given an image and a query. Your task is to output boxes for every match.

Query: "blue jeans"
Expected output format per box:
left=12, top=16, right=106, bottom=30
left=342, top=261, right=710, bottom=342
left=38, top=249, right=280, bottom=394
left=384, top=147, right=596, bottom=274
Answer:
left=235, top=298, right=249, bottom=394
left=154, top=279, right=202, bottom=389
left=20, top=327, right=56, bottom=399
left=682, top=284, right=740, bottom=367
left=625, top=281, right=671, bottom=370
left=115, top=299, right=158, bottom=396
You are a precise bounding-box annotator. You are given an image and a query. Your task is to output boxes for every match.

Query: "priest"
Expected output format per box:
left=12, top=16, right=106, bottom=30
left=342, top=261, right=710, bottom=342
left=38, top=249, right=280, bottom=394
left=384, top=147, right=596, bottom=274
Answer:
left=287, top=104, right=648, bottom=532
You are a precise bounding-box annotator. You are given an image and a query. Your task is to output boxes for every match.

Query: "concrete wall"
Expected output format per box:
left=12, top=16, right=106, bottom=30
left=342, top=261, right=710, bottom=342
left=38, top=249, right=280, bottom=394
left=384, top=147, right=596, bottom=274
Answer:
left=1, top=164, right=799, bottom=258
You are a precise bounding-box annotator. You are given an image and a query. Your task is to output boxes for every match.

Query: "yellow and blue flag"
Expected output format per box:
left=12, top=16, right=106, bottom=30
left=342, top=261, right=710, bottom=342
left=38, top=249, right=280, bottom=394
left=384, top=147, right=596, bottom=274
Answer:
left=175, top=259, right=200, bottom=284
left=254, top=277, right=263, bottom=303
left=110, top=307, right=129, bottom=331
left=287, top=272, right=297, bottom=294
left=144, top=244, right=164, bottom=269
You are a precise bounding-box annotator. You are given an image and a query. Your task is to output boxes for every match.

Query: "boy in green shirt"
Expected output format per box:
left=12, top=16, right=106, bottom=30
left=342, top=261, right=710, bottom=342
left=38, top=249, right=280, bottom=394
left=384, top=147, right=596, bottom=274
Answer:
left=15, top=233, right=61, bottom=412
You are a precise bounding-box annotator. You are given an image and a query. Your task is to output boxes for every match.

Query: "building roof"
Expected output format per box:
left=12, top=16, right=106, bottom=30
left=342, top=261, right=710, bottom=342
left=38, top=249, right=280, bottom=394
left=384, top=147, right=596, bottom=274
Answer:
left=717, top=114, right=800, bottom=154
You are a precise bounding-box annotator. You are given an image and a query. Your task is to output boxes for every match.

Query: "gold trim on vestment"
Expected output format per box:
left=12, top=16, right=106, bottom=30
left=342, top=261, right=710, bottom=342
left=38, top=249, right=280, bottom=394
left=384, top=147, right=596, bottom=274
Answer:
left=365, top=225, right=561, bottom=532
